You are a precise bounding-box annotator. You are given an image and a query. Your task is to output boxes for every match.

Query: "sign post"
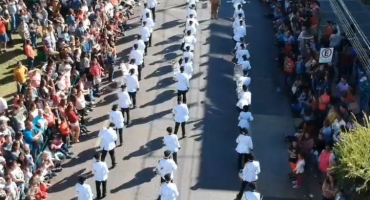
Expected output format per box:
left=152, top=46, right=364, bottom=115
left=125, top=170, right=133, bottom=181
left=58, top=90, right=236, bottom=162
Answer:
left=319, top=48, right=334, bottom=63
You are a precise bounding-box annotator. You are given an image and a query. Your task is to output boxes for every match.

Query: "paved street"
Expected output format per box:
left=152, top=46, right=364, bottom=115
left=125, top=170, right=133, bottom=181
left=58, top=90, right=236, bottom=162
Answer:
left=48, top=0, right=319, bottom=200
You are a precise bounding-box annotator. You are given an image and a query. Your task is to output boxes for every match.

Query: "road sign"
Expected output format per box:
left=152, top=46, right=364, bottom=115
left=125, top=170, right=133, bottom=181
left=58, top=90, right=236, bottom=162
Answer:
left=319, top=48, right=334, bottom=63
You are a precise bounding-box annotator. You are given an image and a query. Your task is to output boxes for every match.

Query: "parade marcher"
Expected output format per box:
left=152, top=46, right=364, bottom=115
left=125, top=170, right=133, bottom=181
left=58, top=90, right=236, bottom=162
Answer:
left=98, top=123, right=117, bottom=168
left=235, top=128, right=253, bottom=170
left=187, top=0, right=199, bottom=5
left=172, top=99, right=189, bottom=137
left=144, top=12, right=155, bottom=47
left=186, top=4, right=197, bottom=18
left=237, top=105, right=253, bottom=133
left=242, top=182, right=262, bottom=200
left=233, top=4, right=244, bottom=20
left=163, top=127, right=181, bottom=164
left=233, top=13, right=244, bottom=30
left=135, top=35, right=146, bottom=55
left=186, top=14, right=199, bottom=28
left=155, top=150, right=178, bottom=183
left=182, top=46, right=194, bottom=64
left=75, top=176, right=93, bottom=200
left=118, top=85, right=132, bottom=125
left=146, top=0, right=157, bottom=21
left=157, top=174, right=180, bottom=200
left=109, top=104, right=125, bottom=146
left=235, top=154, right=261, bottom=200
left=232, top=37, right=244, bottom=55
left=235, top=43, right=250, bottom=62
left=92, top=152, right=109, bottom=199
left=129, top=44, right=144, bottom=80
left=175, top=67, right=190, bottom=103
left=210, top=0, right=221, bottom=19
left=182, top=30, right=196, bottom=52
left=141, top=3, right=152, bottom=21
left=185, top=20, right=197, bottom=36
left=126, top=68, right=140, bottom=108
left=181, top=57, right=194, bottom=79
left=233, top=20, right=246, bottom=43
left=238, top=55, right=251, bottom=72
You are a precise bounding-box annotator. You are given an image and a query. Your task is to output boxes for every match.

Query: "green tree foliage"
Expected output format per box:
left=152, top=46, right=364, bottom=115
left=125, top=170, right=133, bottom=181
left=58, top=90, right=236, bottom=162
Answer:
left=332, top=122, right=370, bottom=199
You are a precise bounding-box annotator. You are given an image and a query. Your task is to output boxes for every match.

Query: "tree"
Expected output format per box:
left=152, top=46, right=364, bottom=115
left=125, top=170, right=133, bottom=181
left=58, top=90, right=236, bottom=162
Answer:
left=332, top=121, right=370, bottom=199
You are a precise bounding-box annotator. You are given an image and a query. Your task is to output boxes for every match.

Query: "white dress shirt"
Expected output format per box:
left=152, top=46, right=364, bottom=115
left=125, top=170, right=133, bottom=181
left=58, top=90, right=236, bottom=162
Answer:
left=183, top=35, right=196, bottom=51
left=233, top=18, right=243, bottom=29
left=156, top=158, right=178, bottom=179
left=232, top=0, right=245, bottom=9
left=238, top=60, right=251, bottom=71
left=109, top=110, right=124, bottom=129
left=185, top=25, right=197, bottom=35
left=181, top=62, right=194, bottom=78
left=129, top=49, right=144, bottom=65
left=92, top=161, right=109, bottom=181
left=141, top=8, right=152, bottom=20
left=235, top=134, right=253, bottom=154
left=233, top=25, right=246, bottom=41
left=239, top=160, right=261, bottom=182
left=237, top=91, right=252, bottom=110
left=172, top=103, right=189, bottom=123
left=234, top=42, right=242, bottom=51
left=118, top=91, right=132, bottom=108
left=175, top=73, right=190, bottom=91
left=146, top=0, right=157, bottom=8
left=144, top=18, right=155, bottom=33
left=238, top=76, right=251, bottom=88
left=237, top=111, right=253, bottom=129
left=135, top=39, right=146, bottom=54
left=233, top=9, right=245, bottom=19
left=127, top=64, right=139, bottom=76
left=186, top=0, right=199, bottom=4
left=164, top=134, right=181, bottom=152
left=140, top=26, right=151, bottom=42
left=182, top=51, right=194, bottom=62
left=186, top=8, right=197, bottom=18
left=236, top=49, right=250, bottom=60
left=99, top=128, right=117, bottom=151
left=186, top=18, right=199, bottom=27
left=242, top=191, right=261, bottom=200
left=159, top=182, right=179, bottom=200
left=76, top=183, right=93, bottom=200
left=126, top=74, right=140, bottom=93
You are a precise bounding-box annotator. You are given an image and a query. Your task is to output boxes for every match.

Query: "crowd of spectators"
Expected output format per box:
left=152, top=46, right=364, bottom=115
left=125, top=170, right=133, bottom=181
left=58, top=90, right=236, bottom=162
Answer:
left=0, top=0, right=138, bottom=199
left=265, top=0, right=367, bottom=198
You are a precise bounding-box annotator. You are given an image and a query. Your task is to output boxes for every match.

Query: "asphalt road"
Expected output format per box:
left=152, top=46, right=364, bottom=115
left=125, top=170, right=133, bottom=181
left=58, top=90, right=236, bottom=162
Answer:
left=48, top=0, right=320, bottom=199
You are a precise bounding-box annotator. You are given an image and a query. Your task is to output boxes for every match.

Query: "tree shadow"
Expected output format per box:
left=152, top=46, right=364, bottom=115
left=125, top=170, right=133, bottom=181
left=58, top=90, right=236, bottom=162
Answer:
left=130, top=109, right=172, bottom=126
left=122, top=137, right=163, bottom=160
left=145, top=64, right=172, bottom=79
left=48, top=169, right=93, bottom=193
left=146, top=77, right=174, bottom=92
left=110, top=167, right=155, bottom=193
left=139, top=90, right=175, bottom=108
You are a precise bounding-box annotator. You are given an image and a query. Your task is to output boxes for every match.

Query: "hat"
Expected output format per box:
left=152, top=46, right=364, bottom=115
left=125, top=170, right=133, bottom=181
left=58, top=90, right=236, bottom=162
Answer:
left=164, top=150, right=172, bottom=158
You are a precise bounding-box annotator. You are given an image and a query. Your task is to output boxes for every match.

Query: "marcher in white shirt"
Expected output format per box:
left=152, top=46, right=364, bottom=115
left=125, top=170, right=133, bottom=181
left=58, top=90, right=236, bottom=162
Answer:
left=236, top=154, right=261, bottom=200
left=186, top=0, right=199, bottom=5
left=144, top=13, right=155, bottom=46
left=242, top=182, right=262, bottom=200
left=237, top=86, right=252, bottom=110
left=172, top=100, right=189, bottom=137
left=238, top=55, right=251, bottom=71
left=118, top=85, right=132, bottom=124
left=182, top=46, right=194, bottom=63
left=127, top=59, right=139, bottom=77
left=146, top=0, right=157, bottom=21
left=236, top=129, right=253, bottom=169
left=163, top=127, right=181, bottom=164
left=155, top=150, right=178, bottom=183
left=129, top=46, right=144, bottom=80
left=75, top=176, right=93, bottom=200
left=175, top=67, right=190, bottom=103
left=157, top=174, right=180, bottom=200
left=232, top=40, right=244, bottom=55
left=237, top=71, right=251, bottom=90
left=235, top=44, right=250, bottom=62
left=92, top=152, right=109, bottom=199
left=99, top=123, right=117, bottom=168
left=233, top=13, right=244, bottom=29
left=126, top=69, right=140, bottom=107
left=109, top=105, right=124, bottom=146
left=231, top=0, right=246, bottom=10
left=140, top=21, right=151, bottom=54
left=233, top=4, right=245, bottom=19
left=181, top=57, right=194, bottom=78
left=182, top=30, right=196, bottom=51
left=186, top=14, right=199, bottom=28
left=185, top=21, right=197, bottom=36
left=141, top=3, right=152, bottom=20
left=233, top=21, right=246, bottom=42
left=237, top=105, right=253, bottom=132
left=186, top=5, right=197, bottom=18
left=135, top=35, right=146, bottom=55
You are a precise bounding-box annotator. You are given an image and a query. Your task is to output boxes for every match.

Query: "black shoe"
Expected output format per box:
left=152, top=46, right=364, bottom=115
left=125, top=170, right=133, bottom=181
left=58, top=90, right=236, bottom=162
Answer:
left=182, top=134, right=186, bottom=138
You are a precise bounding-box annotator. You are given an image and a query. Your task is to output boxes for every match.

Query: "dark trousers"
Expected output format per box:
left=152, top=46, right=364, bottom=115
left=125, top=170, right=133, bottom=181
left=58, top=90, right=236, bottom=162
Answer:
left=150, top=7, right=156, bottom=21
left=117, top=128, right=123, bottom=144
left=238, top=153, right=249, bottom=170
left=101, top=148, right=116, bottom=166
left=149, top=34, right=152, bottom=46
left=95, top=180, right=107, bottom=198
left=121, top=107, right=130, bottom=123
left=177, top=90, right=188, bottom=103
left=138, top=64, right=143, bottom=80
left=236, top=181, right=254, bottom=199
left=174, top=122, right=186, bottom=136
left=128, top=92, right=137, bottom=106
left=144, top=41, right=149, bottom=54
left=172, top=151, right=178, bottom=164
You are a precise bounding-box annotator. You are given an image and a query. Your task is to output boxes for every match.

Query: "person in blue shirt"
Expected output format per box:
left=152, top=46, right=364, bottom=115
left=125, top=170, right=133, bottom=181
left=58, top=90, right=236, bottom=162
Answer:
left=32, top=109, right=47, bottom=131
left=24, top=121, right=43, bottom=158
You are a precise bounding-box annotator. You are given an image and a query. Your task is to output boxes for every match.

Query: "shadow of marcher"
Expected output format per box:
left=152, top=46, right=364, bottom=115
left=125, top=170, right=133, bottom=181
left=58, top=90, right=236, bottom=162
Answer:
left=146, top=77, right=174, bottom=92
left=48, top=169, right=93, bottom=193
left=123, top=137, right=163, bottom=160
left=110, top=167, right=156, bottom=193
left=139, top=90, right=175, bottom=108
left=154, top=19, right=182, bottom=31
left=62, top=148, right=98, bottom=168
left=145, top=64, right=172, bottom=79
left=130, top=109, right=172, bottom=126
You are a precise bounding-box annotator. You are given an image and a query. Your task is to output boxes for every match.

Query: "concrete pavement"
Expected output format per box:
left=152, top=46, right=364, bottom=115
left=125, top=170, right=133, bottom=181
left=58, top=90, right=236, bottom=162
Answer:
left=48, top=0, right=319, bottom=200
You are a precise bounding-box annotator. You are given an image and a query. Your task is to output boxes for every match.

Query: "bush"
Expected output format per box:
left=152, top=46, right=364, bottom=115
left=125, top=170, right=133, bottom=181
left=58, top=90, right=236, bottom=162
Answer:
left=332, top=120, right=370, bottom=199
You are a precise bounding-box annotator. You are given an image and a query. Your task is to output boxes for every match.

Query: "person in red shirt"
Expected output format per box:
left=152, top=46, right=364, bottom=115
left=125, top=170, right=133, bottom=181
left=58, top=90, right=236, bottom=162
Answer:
left=90, top=58, right=104, bottom=95
left=0, top=16, right=9, bottom=52
left=284, top=56, right=295, bottom=89
left=65, top=103, right=80, bottom=143
left=25, top=40, right=35, bottom=70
